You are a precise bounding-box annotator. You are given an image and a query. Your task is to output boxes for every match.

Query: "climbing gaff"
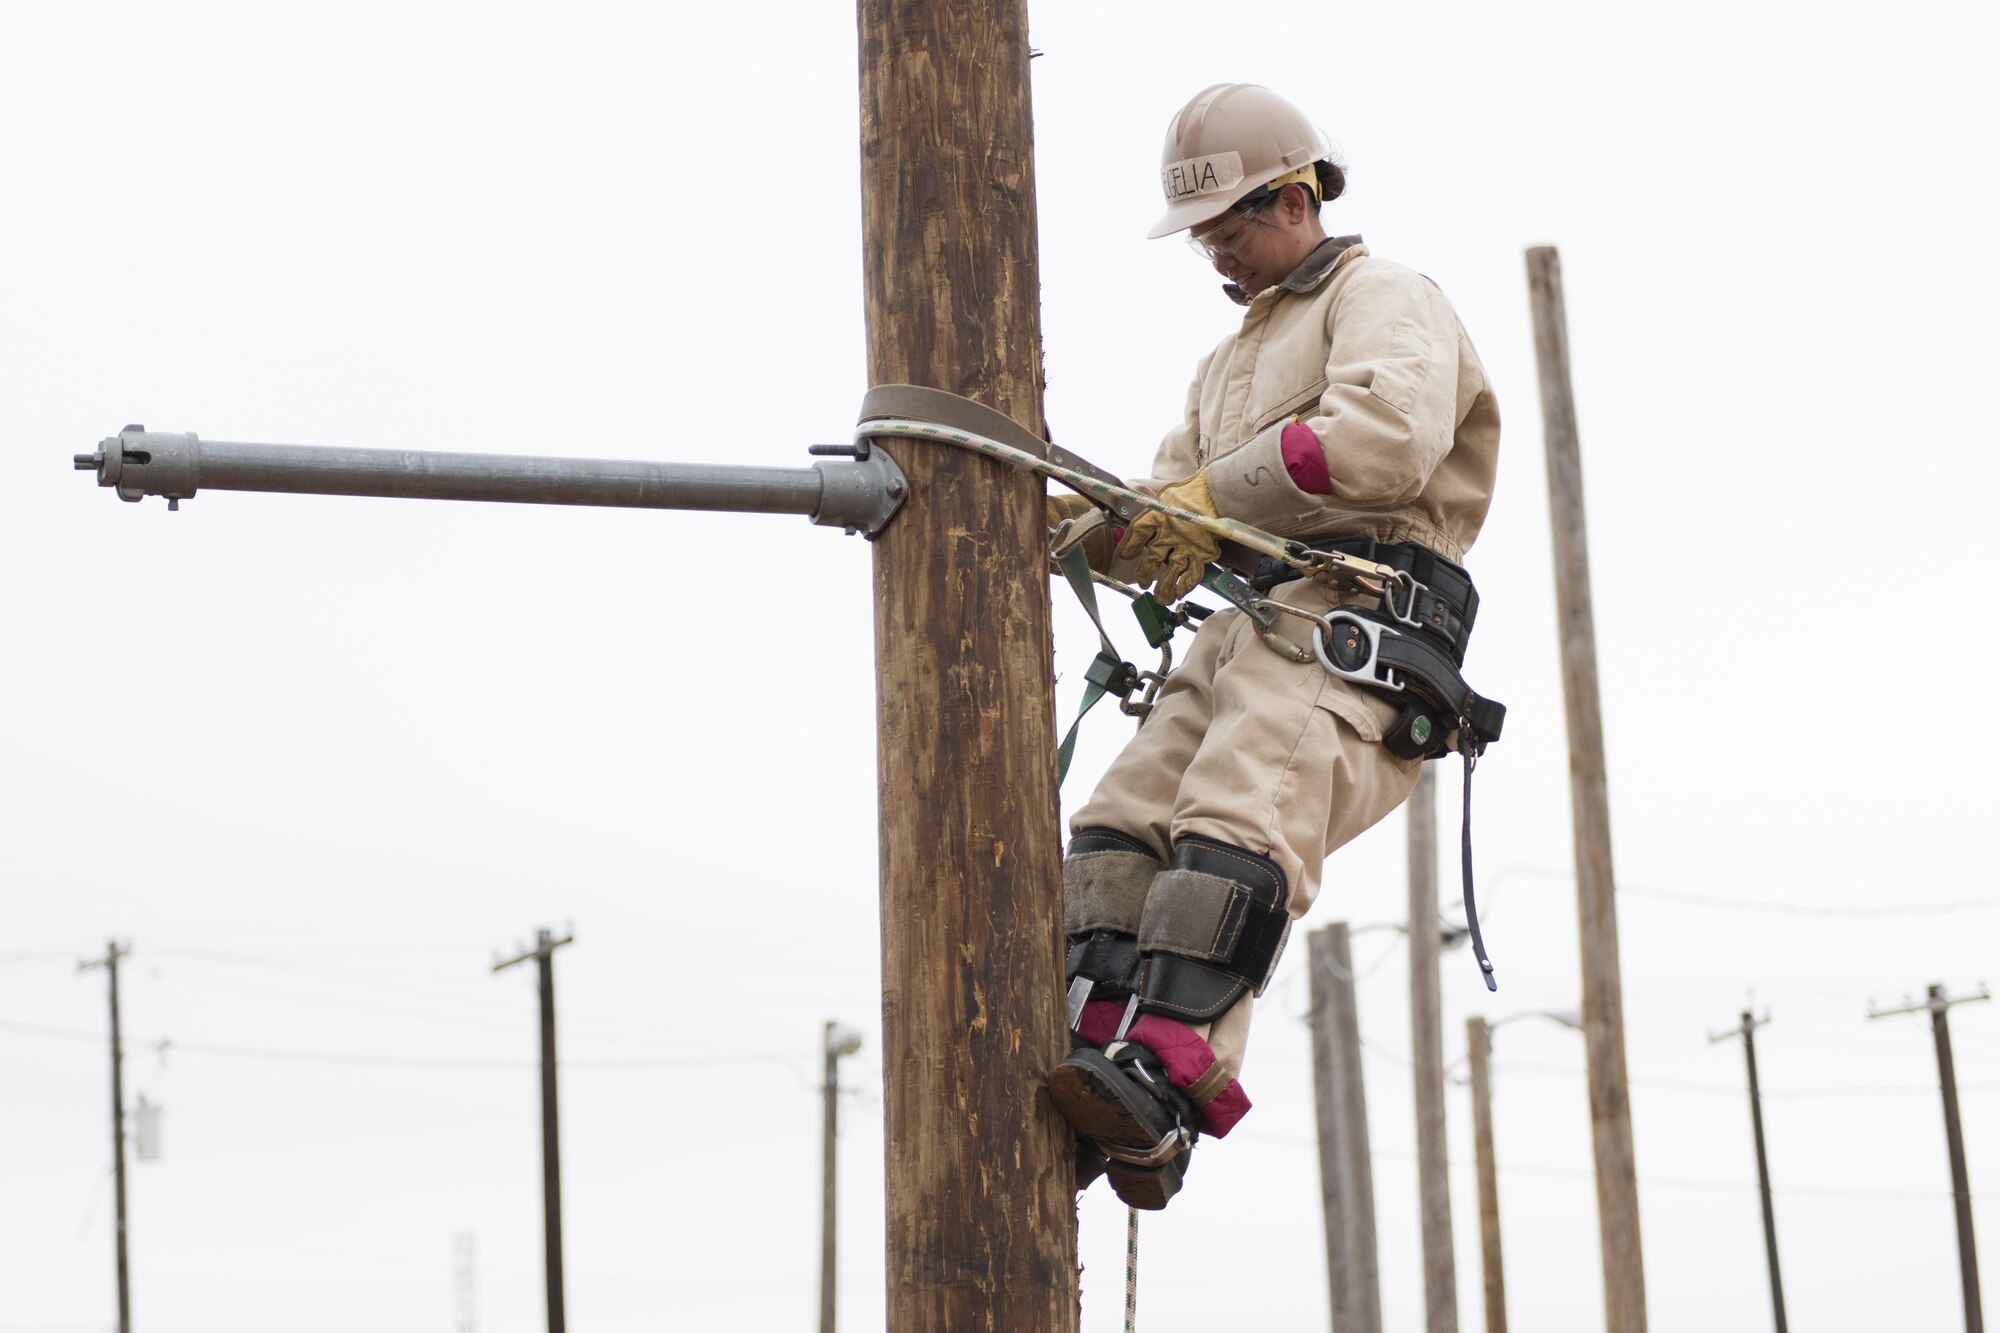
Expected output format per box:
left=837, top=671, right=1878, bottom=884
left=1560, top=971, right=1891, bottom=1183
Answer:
left=72, top=424, right=909, bottom=536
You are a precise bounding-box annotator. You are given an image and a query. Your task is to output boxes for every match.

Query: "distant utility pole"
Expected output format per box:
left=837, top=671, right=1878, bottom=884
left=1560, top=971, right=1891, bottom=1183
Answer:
left=1465, top=1017, right=1505, bottom=1333
left=1464, top=1007, right=1582, bottom=1333
left=493, top=928, right=575, bottom=1333
left=1309, top=924, right=1382, bottom=1333
left=1525, top=244, right=1647, bottom=1333
left=79, top=940, right=132, bottom=1333
left=1708, top=1011, right=1786, bottom=1332
left=1407, top=766, right=1457, bottom=1332
left=821, top=1022, right=863, bottom=1333
left=1870, top=983, right=1991, bottom=1333
left=453, top=1231, right=477, bottom=1333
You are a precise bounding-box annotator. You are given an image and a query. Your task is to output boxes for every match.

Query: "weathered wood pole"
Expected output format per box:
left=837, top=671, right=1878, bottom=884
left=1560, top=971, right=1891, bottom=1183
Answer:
left=1466, top=1016, right=1507, bottom=1333
left=1525, top=245, right=1648, bottom=1332
left=1309, top=924, right=1383, bottom=1333
left=1407, top=765, right=1458, bottom=1332
left=857, top=4, right=1077, bottom=1330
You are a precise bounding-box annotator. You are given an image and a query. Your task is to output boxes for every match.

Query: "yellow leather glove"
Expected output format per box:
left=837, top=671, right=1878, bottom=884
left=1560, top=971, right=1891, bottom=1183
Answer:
left=1116, top=469, right=1222, bottom=604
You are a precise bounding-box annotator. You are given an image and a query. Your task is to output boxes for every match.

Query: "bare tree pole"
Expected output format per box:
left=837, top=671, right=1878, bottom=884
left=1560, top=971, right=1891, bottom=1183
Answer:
left=1525, top=244, right=1647, bottom=1333
left=1871, top=984, right=1991, bottom=1333
left=856, top=3, right=1076, bottom=1329
left=1708, top=1011, right=1786, bottom=1333
left=1466, top=1016, right=1506, bottom=1333
left=79, top=941, right=132, bottom=1333
left=1407, top=766, right=1457, bottom=1331
left=493, top=928, right=575, bottom=1333
left=1310, top=924, right=1383, bottom=1333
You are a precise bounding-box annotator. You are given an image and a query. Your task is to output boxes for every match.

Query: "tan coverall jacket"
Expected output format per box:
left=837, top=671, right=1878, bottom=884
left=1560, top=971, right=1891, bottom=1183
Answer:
left=1071, top=236, right=1499, bottom=1080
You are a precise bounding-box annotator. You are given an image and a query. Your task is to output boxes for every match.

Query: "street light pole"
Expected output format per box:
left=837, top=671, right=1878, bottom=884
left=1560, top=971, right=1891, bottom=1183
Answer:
left=1463, top=1007, right=1582, bottom=1333
left=821, top=1021, right=863, bottom=1333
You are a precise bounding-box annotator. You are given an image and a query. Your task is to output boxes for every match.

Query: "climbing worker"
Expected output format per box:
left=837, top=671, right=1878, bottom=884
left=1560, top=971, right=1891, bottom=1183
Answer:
left=1047, top=82, right=1501, bottom=1210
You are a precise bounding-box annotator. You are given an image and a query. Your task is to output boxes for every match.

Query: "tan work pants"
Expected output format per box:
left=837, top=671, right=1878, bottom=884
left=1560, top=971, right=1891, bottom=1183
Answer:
left=1071, top=579, right=1421, bottom=1082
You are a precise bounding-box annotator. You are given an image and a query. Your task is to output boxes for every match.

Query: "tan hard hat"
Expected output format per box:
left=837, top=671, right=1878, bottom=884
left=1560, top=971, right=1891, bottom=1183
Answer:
left=1148, top=83, right=1333, bottom=239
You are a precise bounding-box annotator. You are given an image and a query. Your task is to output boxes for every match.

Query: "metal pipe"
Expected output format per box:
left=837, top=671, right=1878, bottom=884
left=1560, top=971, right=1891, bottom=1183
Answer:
left=74, top=427, right=906, bottom=535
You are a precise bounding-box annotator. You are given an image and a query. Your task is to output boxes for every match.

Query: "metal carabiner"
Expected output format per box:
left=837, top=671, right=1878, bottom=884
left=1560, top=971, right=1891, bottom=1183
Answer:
left=1310, top=609, right=1406, bottom=692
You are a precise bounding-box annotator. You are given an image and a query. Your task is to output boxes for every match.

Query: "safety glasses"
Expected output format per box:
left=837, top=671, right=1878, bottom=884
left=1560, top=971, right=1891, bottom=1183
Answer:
left=1185, top=200, right=1274, bottom=261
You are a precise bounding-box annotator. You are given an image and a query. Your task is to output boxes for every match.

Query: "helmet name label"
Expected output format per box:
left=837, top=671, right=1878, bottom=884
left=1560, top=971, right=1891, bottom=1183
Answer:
left=1161, top=151, right=1244, bottom=202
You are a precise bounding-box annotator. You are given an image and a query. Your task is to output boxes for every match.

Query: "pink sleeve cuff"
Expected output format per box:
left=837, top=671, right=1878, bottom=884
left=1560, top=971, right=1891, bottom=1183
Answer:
left=1280, top=421, right=1333, bottom=495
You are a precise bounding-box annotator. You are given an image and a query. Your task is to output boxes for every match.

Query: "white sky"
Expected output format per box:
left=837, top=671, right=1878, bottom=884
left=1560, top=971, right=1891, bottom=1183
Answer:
left=4, top=2, right=1998, bottom=1331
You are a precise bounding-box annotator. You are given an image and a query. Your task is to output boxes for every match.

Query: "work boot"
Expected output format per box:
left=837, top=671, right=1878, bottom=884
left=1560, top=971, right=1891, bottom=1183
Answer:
left=1074, top=1136, right=1110, bottom=1193
left=1049, top=1041, right=1198, bottom=1210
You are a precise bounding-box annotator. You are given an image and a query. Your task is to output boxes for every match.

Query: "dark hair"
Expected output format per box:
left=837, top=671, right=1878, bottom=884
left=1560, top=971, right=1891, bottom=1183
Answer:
left=1312, top=160, right=1347, bottom=209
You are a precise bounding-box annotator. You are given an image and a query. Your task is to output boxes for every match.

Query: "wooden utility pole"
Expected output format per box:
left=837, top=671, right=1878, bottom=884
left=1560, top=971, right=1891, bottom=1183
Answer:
left=856, top=4, right=1076, bottom=1329
left=1407, top=766, right=1458, bottom=1331
left=493, top=928, right=575, bottom=1333
left=1310, top=924, right=1383, bottom=1333
left=80, top=941, right=132, bottom=1333
left=1871, top=984, right=1990, bottom=1333
left=1525, top=244, right=1647, bottom=1332
left=1466, top=1016, right=1506, bottom=1333
left=1708, top=1011, right=1786, bottom=1333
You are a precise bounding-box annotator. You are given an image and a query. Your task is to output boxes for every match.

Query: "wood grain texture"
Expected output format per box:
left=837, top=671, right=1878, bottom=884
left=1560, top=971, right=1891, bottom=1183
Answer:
left=1527, top=245, right=1648, bottom=1333
left=858, top=3, right=1076, bottom=1329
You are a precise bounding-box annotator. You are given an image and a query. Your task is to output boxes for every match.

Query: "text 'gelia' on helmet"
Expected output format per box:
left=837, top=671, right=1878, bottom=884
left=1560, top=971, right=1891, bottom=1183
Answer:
left=1149, top=83, right=1334, bottom=239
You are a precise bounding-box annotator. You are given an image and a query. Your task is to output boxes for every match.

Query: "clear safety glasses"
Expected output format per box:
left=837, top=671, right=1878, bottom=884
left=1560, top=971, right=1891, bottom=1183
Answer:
left=1185, top=199, right=1274, bottom=261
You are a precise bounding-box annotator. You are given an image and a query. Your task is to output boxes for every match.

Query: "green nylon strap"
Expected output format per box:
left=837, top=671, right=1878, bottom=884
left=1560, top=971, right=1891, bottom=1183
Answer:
left=1056, top=543, right=1132, bottom=785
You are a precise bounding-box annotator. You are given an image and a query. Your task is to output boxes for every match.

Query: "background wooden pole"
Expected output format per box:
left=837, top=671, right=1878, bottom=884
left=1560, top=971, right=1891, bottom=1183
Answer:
left=857, top=4, right=1077, bottom=1330
left=1407, top=765, right=1458, bottom=1332
left=1310, top=924, right=1383, bottom=1333
left=1466, top=1016, right=1507, bottom=1333
left=1525, top=245, right=1648, bottom=1332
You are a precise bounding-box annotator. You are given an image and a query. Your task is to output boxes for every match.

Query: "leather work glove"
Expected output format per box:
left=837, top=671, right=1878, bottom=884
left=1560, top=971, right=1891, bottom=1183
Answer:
left=1116, top=469, right=1222, bottom=604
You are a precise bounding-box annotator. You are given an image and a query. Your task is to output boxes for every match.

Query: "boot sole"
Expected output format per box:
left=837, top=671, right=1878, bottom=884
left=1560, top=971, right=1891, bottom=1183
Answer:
left=1049, top=1050, right=1186, bottom=1211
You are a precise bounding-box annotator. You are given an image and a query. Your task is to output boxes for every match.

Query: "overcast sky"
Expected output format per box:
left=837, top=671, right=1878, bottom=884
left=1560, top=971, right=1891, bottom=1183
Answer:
left=5, top=2, right=1998, bottom=1331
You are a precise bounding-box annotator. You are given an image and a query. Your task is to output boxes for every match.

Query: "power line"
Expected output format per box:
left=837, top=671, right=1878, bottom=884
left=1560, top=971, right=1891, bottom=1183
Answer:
left=1231, top=1130, right=2000, bottom=1204
left=1490, top=863, right=2000, bottom=918
left=0, top=1020, right=813, bottom=1077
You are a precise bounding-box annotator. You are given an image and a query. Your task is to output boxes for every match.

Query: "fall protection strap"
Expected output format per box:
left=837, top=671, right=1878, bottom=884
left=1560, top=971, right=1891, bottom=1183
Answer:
left=1055, top=543, right=1140, bottom=785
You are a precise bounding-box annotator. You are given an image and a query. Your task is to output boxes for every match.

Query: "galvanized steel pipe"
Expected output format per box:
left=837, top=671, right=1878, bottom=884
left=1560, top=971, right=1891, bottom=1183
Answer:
left=73, top=427, right=906, bottom=535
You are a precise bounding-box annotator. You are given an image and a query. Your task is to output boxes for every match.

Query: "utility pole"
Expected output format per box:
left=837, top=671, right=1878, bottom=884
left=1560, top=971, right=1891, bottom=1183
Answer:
left=1309, top=924, right=1382, bottom=1333
left=1708, top=1011, right=1786, bottom=1333
left=1870, top=983, right=1990, bottom=1333
left=1525, top=244, right=1647, bottom=1332
left=453, top=1231, right=477, bottom=1333
left=1465, top=1016, right=1505, bottom=1333
left=79, top=940, right=132, bottom=1333
left=857, top=3, right=1076, bottom=1330
left=821, top=1022, right=863, bottom=1333
left=1407, top=766, right=1457, bottom=1332
left=493, top=928, right=574, bottom=1333
left=1463, top=1007, right=1580, bottom=1333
